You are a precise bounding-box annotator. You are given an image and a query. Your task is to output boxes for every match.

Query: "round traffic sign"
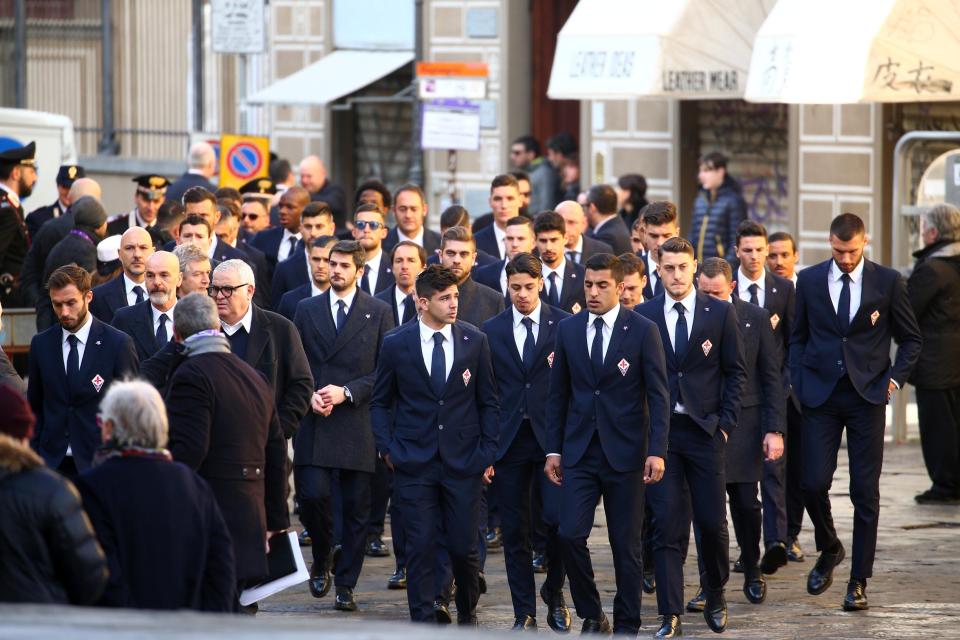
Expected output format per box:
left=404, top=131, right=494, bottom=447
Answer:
left=226, top=141, right=263, bottom=180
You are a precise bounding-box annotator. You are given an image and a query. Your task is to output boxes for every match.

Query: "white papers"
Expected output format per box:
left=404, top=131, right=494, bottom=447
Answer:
left=238, top=531, right=309, bottom=606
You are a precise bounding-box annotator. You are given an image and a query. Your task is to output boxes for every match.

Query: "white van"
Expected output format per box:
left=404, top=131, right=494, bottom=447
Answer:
left=0, top=108, right=77, bottom=211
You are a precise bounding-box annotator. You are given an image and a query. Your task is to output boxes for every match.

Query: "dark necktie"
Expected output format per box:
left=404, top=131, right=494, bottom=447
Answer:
left=336, top=299, right=347, bottom=333
left=521, top=317, right=535, bottom=370
left=66, top=334, right=79, bottom=378
left=431, top=332, right=446, bottom=395
left=360, top=269, right=371, bottom=295
left=654, top=276, right=664, bottom=297
left=566, top=250, right=579, bottom=264
left=547, top=272, right=560, bottom=307
left=838, top=273, right=851, bottom=335
left=156, top=313, right=169, bottom=346
left=401, top=294, right=415, bottom=324
left=591, top=316, right=605, bottom=376
left=748, top=283, right=760, bottom=306
left=133, top=286, right=145, bottom=304
left=673, top=302, right=688, bottom=361
left=287, top=236, right=297, bottom=258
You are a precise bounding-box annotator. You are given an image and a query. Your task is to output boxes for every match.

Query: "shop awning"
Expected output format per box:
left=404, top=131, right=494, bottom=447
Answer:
left=547, top=0, right=775, bottom=100
left=245, top=50, right=414, bottom=106
left=745, top=0, right=960, bottom=103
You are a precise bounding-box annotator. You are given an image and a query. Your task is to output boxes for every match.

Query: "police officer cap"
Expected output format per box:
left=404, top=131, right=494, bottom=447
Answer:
left=56, top=164, right=86, bottom=187
left=239, top=177, right=277, bottom=198
left=0, top=141, right=37, bottom=168
left=132, top=174, right=170, bottom=201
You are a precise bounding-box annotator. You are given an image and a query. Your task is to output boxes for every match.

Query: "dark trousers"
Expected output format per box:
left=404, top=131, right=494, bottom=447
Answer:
left=760, top=455, right=787, bottom=545
left=641, top=502, right=655, bottom=577
left=648, top=414, right=729, bottom=616
left=785, top=400, right=806, bottom=538
left=558, top=434, right=645, bottom=634
left=692, top=482, right=761, bottom=584
left=915, top=386, right=960, bottom=496
left=497, top=420, right=565, bottom=619
left=369, top=455, right=391, bottom=539
left=396, top=463, right=482, bottom=622
left=801, top=376, right=886, bottom=579
left=295, top=465, right=371, bottom=588
left=531, top=478, right=549, bottom=554
left=434, top=492, right=488, bottom=603
left=390, top=480, right=407, bottom=569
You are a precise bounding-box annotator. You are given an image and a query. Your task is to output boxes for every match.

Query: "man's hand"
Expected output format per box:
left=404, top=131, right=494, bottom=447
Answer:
left=720, top=429, right=729, bottom=442
left=266, top=529, right=286, bottom=553
left=381, top=452, right=394, bottom=472
left=318, top=384, right=347, bottom=407
left=887, top=380, right=898, bottom=402
left=763, top=432, right=784, bottom=462
left=643, top=455, right=665, bottom=484
left=482, top=465, right=495, bottom=485
left=544, top=455, right=563, bottom=486
left=310, top=390, right=334, bottom=416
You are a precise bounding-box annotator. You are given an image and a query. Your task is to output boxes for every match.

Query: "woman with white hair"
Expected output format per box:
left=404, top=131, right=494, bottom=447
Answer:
left=76, top=379, right=237, bottom=611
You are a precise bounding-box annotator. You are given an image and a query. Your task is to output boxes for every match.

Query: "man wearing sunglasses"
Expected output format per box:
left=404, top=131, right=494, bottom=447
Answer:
left=352, top=203, right=395, bottom=296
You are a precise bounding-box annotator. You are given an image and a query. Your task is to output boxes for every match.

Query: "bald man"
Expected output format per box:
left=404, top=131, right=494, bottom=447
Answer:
left=555, top=200, right=613, bottom=265
left=298, top=155, right=346, bottom=230
left=166, top=142, right=216, bottom=205
left=111, top=251, right=182, bottom=361
left=91, top=227, right=155, bottom=323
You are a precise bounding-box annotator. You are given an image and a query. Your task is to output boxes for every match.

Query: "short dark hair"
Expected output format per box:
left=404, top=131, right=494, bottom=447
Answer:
left=47, top=263, right=92, bottom=294
left=700, top=256, right=733, bottom=282
left=829, top=213, right=865, bottom=241
left=657, top=236, right=695, bottom=261
left=416, top=264, right=459, bottom=299
left=505, top=252, right=542, bottom=280
left=618, top=252, right=646, bottom=278
left=180, top=214, right=212, bottom=236
left=269, top=158, right=293, bottom=183
left=587, top=184, right=618, bottom=215
left=510, top=170, right=531, bottom=184
left=490, top=173, right=519, bottom=193
left=392, top=182, right=425, bottom=208
left=441, top=226, right=475, bottom=250
left=768, top=231, right=797, bottom=253
left=736, top=219, right=768, bottom=246
left=329, top=239, right=366, bottom=270
left=354, top=179, right=393, bottom=208
left=699, top=151, right=728, bottom=170
left=182, top=186, right=217, bottom=208
left=631, top=217, right=644, bottom=233
left=512, top=135, right=541, bottom=156
left=506, top=216, right=534, bottom=232
left=310, top=235, right=338, bottom=250
left=302, top=201, right=333, bottom=221
left=217, top=199, right=240, bottom=219
left=546, top=132, right=578, bottom=157
left=440, top=205, right=470, bottom=231
left=534, top=210, right=566, bottom=236
left=584, top=253, right=624, bottom=283
left=640, top=201, right=678, bottom=227
left=391, top=240, right=427, bottom=266
left=354, top=202, right=385, bottom=221
left=215, top=187, right=242, bottom=205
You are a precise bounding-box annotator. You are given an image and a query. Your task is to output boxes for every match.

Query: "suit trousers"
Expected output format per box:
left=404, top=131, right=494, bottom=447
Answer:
left=558, top=433, right=645, bottom=634
left=389, top=480, right=407, bottom=569
left=395, top=463, right=482, bottom=622
left=801, top=375, right=886, bottom=579
left=785, top=400, right=806, bottom=538
left=648, top=414, right=729, bottom=616
left=915, top=386, right=960, bottom=496
left=294, top=465, right=371, bottom=588
left=435, top=490, right=488, bottom=602
left=694, top=482, right=762, bottom=576
left=496, top=420, right=566, bottom=619
left=368, top=456, right=391, bottom=538
left=760, top=453, right=787, bottom=545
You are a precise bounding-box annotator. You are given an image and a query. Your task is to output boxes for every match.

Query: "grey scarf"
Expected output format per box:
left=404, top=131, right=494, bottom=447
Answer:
left=182, top=330, right=231, bottom=357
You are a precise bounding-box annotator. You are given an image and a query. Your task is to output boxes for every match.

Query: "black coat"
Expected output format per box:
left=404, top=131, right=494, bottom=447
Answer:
left=456, top=276, right=505, bottom=328
left=166, top=349, right=289, bottom=582
left=42, top=226, right=99, bottom=284
left=0, top=346, right=24, bottom=392
left=382, top=226, right=442, bottom=257
left=77, top=456, right=236, bottom=611
left=19, top=210, right=74, bottom=307
left=0, top=435, right=107, bottom=604
left=112, top=299, right=171, bottom=362
left=26, top=200, right=66, bottom=238
left=165, top=172, right=215, bottom=206
left=908, top=240, right=960, bottom=389
left=311, top=179, right=348, bottom=229
left=277, top=283, right=313, bottom=321
left=588, top=215, right=632, bottom=256
left=270, top=248, right=308, bottom=310
left=90, top=275, right=133, bottom=324
left=293, top=290, right=394, bottom=471
left=0, top=190, right=28, bottom=282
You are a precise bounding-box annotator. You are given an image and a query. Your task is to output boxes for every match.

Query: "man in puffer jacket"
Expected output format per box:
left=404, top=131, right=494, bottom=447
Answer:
left=0, top=383, right=108, bottom=604
left=690, top=151, right=748, bottom=260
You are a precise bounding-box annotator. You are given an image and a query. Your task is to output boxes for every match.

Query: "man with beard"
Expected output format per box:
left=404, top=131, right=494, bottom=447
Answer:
left=278, top=236, right=336, bottom=321
left=90, top=227, right=154, bottom=324
left=0, top=141, right=37, bottom=305
left=26, top=164, right=84, bottom=238
left=439, top=226, right=503, bottom=328
left=351, top=203, right=394, bottom=295
left=270, top=202, right=336, bottom=309
left=27, top=264, right=138, bottom=474
left=111, top=252, right=181, bottom=362
left=534, top=211, right=586, bottom=314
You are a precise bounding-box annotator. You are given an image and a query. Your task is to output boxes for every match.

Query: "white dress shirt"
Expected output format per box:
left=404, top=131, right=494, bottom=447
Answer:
left=123, top=274, right=147, bottom=307
left=331, top=286, right=358, bottom=319
left=646, top=253, right=659, bottom=293
left=62, top=312, right=94, bottom=371
left=542, top=261, right=566, bottom=301
left=665, top=288, right=696, bottom=413
left=394, top=286, right=414, bottom=323
left=152, top=302, right=176, bottom=337
left=587, top=304, right=620, bottom=361
left=364, top=250, right=383, bottom=294
left=221, top=303, right=253, bottom=336
left=420, top=320, right=453, bottom=381
left=207, top=235, right=221, bottom=261
left=790, top=272, right=798, bottom=286
left=278, top=229, right=302, bottom=262
left=592, top=215, right=615, bottom=235
left=512, top=303, right=541, bottom=358
left=828, top=258, right=863, bottom=323
left=567, top=236, right=585, bottom=264
left=398, top=227, right=425, bottom=247
left=737, top=267, right=766, bottom=308
left=493, top=224, right=507, bottom=259
left=134, top=209, right=156, bottom=229
left=310, top=282, right=325, bottom=297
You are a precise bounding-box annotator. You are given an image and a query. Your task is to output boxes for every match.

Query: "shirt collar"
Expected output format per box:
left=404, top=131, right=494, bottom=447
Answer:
left=310, top=281, right=326, bottom=297
left=589, top=303, right=621, bottom=329
left=152, top=301, right=176, bottom=325
left=419, top=319, right=453, bottom=344
left=665, top=287, right=697, bottom=315
left=123, top=274, right=144, bottom=295
left=398, top=226, right=424, bottom=246
left=366, top=249, right=382, bottom=270
left=63, top=312, right=94, bottom=345
left=282, top=228, right=301, bottom=242
left=331, top=286, right=358, bottom=313
left=0, top=183, right=20, bottom=208
left=222, top=303, right=253, bottom=335
left=134, top=208, right=155, bottom=229
left=830, top=258, right=864, bottom=284
left=513, top=301, right=542, bottom=328
left=395, top=285, right=412, bottom=306
left=791, top=273, right=798, bottom=286
left=738, top=267, right=765, bottom=290
left=542, top=259, right=566, bottom=280
left=572, top=235, right=584, bottom=254
left=207, top=235, right=219, bottom=259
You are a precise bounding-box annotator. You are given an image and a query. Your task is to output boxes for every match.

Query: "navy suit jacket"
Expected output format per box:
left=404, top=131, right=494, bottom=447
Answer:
left=639, top=252, right=664, bottom=301
left=249, top=226, right=288, bottom=269
left=789, top=259, right=922, bottom=408
left=426, top=249, right=498, bottom=268
left=270, top=249, right=309, bottom=310
left=382, top=226, right=442, bottom=257
left=28, top=317, right=139, bottom=470
left=483, top=304, right=570, bottom=459
left=572, top=235, right=614, bottom=265
left=540, top=259, right=587, bottom=314
left=375, top=284, right=417, bottom=326
left=589, top=216, right=631, bottom=255
left=362, top=254, right=396, bottom=295
left=546, top=306, right=671, bottom=472
left=636, top=292, right=747, bottom=436
left=165, top=172, right=214, bottom=206
left=371, top=320, right=499, bottom=476
left=90, top=276, right=131, bottom=324
left=457, top=276, right=505, bottom=328
left=473, top=259, right=508, bottom=298
left=473, top=224, right=503, bottom=260
left=278, top=283, right=313, bottom=321
left=112, top=300, right=169, bottom=362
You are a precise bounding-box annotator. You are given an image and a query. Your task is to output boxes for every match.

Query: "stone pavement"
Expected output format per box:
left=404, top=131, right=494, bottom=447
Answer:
left=2, top=442, right=959, bottom=639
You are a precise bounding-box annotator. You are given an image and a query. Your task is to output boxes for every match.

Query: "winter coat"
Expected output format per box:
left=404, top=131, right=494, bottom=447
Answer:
left=908, top=240, right=960, bottom=389
left=690, top=175, right=747, bottom=260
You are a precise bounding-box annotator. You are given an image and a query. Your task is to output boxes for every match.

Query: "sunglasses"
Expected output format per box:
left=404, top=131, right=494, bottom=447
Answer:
left=241, top=212, right=260, bottom=220
left=207, top=283, right=250, bottom=299
left=354, top=220, right=384, bottom=231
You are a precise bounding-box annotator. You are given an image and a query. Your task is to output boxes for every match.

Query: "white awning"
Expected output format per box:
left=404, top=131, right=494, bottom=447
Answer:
left=547, top=0, right=775, bottom=100
left=745, top=0, right=960, bottom=103
left=246, top=50, right=414, bottom=106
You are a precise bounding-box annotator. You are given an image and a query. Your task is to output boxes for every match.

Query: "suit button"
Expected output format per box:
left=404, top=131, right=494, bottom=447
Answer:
left=438, top=424, right=444, bottom=430
left=678, top=372, right=683, bottom=378
left=525, top=383, right=531, bottom=389
left=842, top=337, right=848, bottom=342
left=438, top=400, right=444, bottom=406
left=595, top=390, right=600, bottom=396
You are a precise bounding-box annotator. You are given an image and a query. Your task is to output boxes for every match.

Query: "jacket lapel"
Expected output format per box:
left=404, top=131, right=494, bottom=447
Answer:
left=405, top=322, right=434, bottom=394
left=76, top=319, right=104, bottom=391
left=309, top=291, right=336, bottom=350
left=850, top=259, right=877, bottom=330
left=245, top=305, right=269, bottom=366
left=599, top=307, right=630, bottom=377
left=329, top=292, right=371, bottom=357
left=110, top=277, right=128, bottom=312
left=573, top=313, right=597, bottom=385
left=136, top=302, right=160, bottom=355
left=681, top=293, right=710, bottom=368
left=502, top=313, right=525, bottom=371
left=561, top=260, right=580, bottom=310
left=443, top=323, right=469, bottom=398
left=820, top=261, right=845, bottom=334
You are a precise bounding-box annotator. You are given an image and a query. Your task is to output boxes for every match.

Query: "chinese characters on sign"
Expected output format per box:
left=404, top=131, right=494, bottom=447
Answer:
left=873, top=57, right=953, bottom=95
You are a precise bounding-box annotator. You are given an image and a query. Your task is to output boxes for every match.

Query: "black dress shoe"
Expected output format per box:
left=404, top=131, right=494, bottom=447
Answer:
left=580, top=614, right=612, bottom=634
left=512, top=615, right=537, bottom=631
left=365, top=536, right=390, bottom=557
left=479, top=571, right=487, bottom=595
left=642, top=570, right=657, bottom=594
left=807, top=544, right=845, bottom=595
left=331, top=544, right=342, bottom=575
left=760, top=541, right=788, bottom=575
left=743, top=568, right=767, bottom=604
left=298, top=529, right=312, bottom=546
left=334, top=586, right=357, bottom=612
left=387, top=567, right=407, bottom=589
left=685, top=588, right=705, bottom=613
left=485, top=527, right=503, bottom=550
left=434, top=599, right=452, bottom=624
left=540, top=585, right=572, bottom=633
left=732, top=557, right=744, bottom=573
left=842, top=578, right=868, bottom=611
left=787, top=537, right=804, bottom=562
left=654, top=615, right=682, bottom=638
left=915, top=488, right=960, bottom=504
left=308, top=563, right=331, bottom=598
left=532, top=552, right=548, bottom=574
left=703, top=591, right=727, bottom=633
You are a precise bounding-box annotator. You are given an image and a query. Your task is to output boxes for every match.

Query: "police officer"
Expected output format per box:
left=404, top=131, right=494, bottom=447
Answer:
left=26, top=164, right=84, bottom=238
left=106, top=175, right=173, bottom=249
left=0, top=141, right=37, bottom=305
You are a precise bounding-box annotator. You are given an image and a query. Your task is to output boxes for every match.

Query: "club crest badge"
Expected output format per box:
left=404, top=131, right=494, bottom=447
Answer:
left=618, top=358, right=630, bottom=376
left=462, top=369, right=471, bottom=386
left=92, top=374, right=105, bottom=393
left=701, top=339, right=713, bottom=357
left=770, top=313, right=780, bottom=331
left=870, top=310, right=880, bottom=326
left=571, top=302, right=582, bottom=314
left=547, top=351, right=555, bottom=368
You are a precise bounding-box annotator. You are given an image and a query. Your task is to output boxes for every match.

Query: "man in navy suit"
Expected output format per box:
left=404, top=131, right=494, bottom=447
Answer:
left=382, top=183, right=442, bottom=257
left=473, top=216, right=536, bottom=298
left=545, top=253, right=671, bottom=636
left=250, top=186, right=311, bottom=271
left=376, top=240, right=425, bottom=328
left=618, top=253, right=647, bottom=308
left=352, top=203, right=395, bottom=296
left=790, top=213, right=921, bottom=611
left=474, top=174, right=522, bottom=260
left=164, top=142, right=216, bottom=205
left=112, top=251, right=181, bottom=362
left=534, top=211, right=586, bottom=314
left=28, top=265, right=139, bottom=474
left=90, top=227, right=153, bottom=324
left=277, top=236, right=335, bottom=321
left=556, top=201, right=613, bottom=266
left=483, top=254, right=572, bottom=632
left=585, top=185, right=631, bottom=255
left=371, top=265, right=499, bottom=625
left=635, top=236, right=746, bottom=637
left=637, top=202, right=679, bottom=301
left=270, top=201, right=336, bottom=309
left=439, top=226, right=504, bottom=328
